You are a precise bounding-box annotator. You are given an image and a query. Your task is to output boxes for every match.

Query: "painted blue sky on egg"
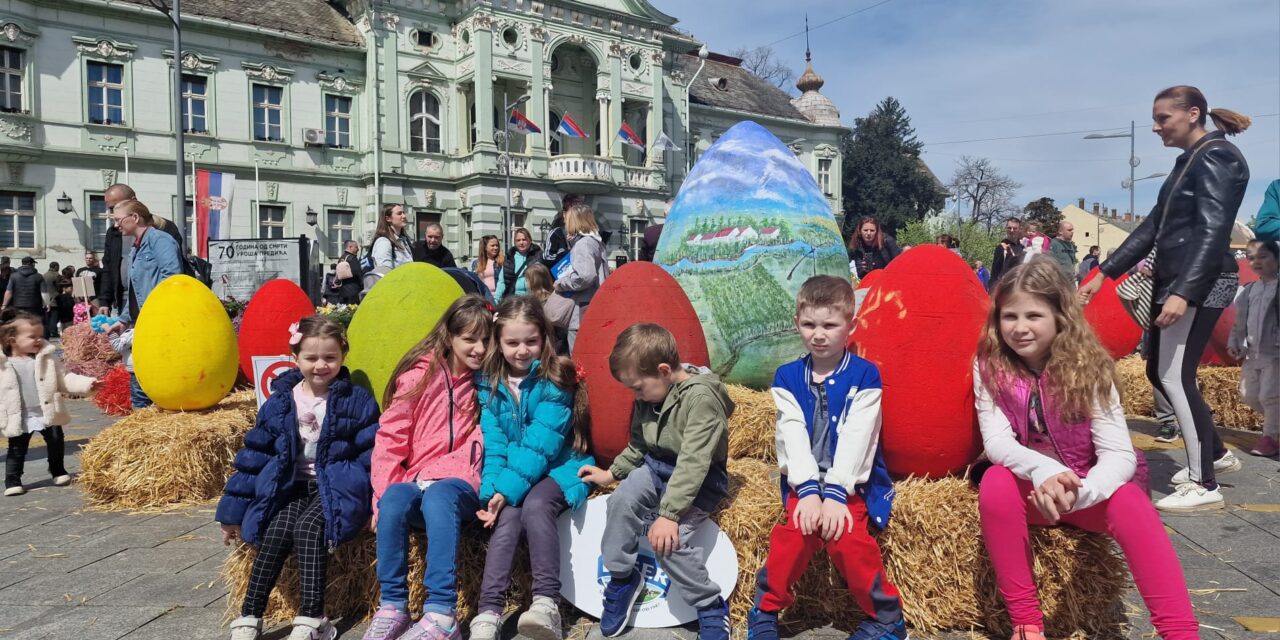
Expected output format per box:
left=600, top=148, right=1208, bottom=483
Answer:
left=665, top=121, right=834, bottom=235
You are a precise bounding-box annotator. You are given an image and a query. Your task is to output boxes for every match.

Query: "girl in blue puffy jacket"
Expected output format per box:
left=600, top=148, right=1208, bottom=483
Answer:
left=470, top=296, right=594, bottom=640
left=216, top=316, right=380, bottom=640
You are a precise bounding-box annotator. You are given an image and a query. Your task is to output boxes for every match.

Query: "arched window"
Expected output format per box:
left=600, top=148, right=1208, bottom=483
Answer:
left=409, top=91, right=441, bottom=153
left=548, top=111, right=562, bottom=156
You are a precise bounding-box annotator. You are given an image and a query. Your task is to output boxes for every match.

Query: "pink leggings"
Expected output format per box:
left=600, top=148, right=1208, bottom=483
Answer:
left=978, top=465, right=1198, bottom=639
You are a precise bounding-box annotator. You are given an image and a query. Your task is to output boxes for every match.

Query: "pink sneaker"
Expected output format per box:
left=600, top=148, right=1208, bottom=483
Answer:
left=1010, top=625, right=1046, bottom=640
left=361, top=605, right=410, bottom=640
left=1250, top=435, right=1279, bottom=457
left=395, top=615, right=460, bottom=640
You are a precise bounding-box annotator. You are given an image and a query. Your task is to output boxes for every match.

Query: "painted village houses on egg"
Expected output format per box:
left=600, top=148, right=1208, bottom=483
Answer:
left=0, top=0, right=848, bottom=269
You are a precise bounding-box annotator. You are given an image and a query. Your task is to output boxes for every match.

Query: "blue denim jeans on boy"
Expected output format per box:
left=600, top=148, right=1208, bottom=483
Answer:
left=376, top=479, right=479, bottom=615
left=129, top=373, right=152, bottom=409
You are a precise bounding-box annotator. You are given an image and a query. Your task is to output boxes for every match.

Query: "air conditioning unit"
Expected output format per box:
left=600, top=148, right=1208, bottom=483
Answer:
left=302, top=128, right=326, bottom=146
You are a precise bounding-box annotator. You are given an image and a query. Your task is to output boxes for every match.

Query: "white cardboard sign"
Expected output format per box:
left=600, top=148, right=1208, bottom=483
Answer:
left=558, top=494, right=738, bottom=628
left=252, top=355, right=297, bottom=408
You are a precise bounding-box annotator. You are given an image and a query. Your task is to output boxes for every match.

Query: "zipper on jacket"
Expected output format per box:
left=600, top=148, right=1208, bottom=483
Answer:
left=1029, top=375, right=1070, bottom=470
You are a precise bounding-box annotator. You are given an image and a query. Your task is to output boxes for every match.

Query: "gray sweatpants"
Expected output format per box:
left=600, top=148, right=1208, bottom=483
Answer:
left=601, top=465, right=721, bottom=609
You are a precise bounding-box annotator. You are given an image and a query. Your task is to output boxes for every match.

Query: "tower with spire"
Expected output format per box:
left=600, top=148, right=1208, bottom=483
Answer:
left=791, top=16, right=842, bottom=126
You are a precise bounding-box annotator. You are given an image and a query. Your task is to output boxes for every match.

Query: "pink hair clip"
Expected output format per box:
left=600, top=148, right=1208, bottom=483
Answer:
left=288, top=322, right=303, bottom=346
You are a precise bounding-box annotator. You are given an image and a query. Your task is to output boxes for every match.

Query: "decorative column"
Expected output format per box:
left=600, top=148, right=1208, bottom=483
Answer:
left=473, top=14, right=496, bottom=152
left=647, top=50, right=665, bottom=169
left=596, top=86, right=609, bottom=158
left=607, top=43, right=624, bottom=163
left=381, top=13, right=401, bottom=149
left=529, top=26, right=547, bottom=155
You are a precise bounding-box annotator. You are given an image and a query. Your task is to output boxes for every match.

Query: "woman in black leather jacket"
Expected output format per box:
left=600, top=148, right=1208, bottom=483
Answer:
left=1079, top=85, right=1251, bottom=512
left=847, top=216, right=901, bottom=279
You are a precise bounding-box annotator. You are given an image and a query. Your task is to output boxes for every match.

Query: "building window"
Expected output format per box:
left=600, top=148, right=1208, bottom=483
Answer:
left=409, top=91, right=441, bottom=153
left=252, top=84, right=284, bottom=142
left=817, top=158, right=832, bottom=196
left=325, top=94, right=351, bottom=148
left=327, top=209, right=354, bottom=256
left=89, top=195, right=111, bottom=252
left=259, top=204, right=287, bottom=238
left=0, top=47, right=22, bottom=113
left=183, top=199, right=195, bottom=250
left=629, top=218, right=648, bottom=259
left=0, top=190, right=35, bottom=249
left=181, top=74, right=208, bottom=134
left=548, top=112, right=562, bottom=156
left=87, top=61, right=125, bottom=125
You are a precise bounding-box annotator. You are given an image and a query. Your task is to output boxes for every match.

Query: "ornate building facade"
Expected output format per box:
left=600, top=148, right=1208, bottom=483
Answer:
left=1, top=0, right=846, bottom=267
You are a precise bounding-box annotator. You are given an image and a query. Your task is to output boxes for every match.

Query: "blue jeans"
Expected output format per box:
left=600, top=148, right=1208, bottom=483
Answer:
left=376, top=479, right=479, bottom=615
left=129, top=373, right=152, bottom=409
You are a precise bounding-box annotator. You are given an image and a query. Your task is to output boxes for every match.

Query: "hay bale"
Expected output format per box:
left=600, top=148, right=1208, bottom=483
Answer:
left=1115, top=355, right=1262, bottom=430
left=727, top=385, right=776, bottom=463
left=60, top=323, right=120, bottom=366
left=78, top=390, right=257, bottom=511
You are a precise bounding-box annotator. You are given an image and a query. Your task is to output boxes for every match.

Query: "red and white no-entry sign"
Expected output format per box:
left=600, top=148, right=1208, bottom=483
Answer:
left=252, top=356, right=298, bottom=408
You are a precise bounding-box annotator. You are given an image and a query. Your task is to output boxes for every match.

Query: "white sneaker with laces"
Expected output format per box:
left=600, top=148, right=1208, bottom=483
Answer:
left=1156, top=483, right=1225, bottom=512
left=53, top=475, right=72, bottom=486
left=3, top=486, right=25, bottom=497
left=1171, top=450, right=1242, bottom=484
left=229, top=616, right=262, bottom=640
left=288, top=616, right=337, bottom=640
left=517, top=595, right=563, bottom=640
left=469, top=611, right=500, bottom=640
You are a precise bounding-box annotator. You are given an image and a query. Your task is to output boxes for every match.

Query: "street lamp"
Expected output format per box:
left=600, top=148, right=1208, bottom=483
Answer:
left=145, top=0, right=184, bottom=239
left=305, top=206, right=318, bottom=227
left=56, top=192, right=73, bottom=214
left=1084, top=121, right=1147, bottom=223
left=502, top=93, right=531, bottom=248
left=537, top=219, right=552, bottom=243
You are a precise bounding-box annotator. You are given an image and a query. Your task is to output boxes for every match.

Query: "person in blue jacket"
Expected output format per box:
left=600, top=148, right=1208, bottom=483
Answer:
left=217, top=316, right=380, bottom=640
left=1254, top=179, right=1280, bottom=242
left=470, top=296, right=594, bottom=640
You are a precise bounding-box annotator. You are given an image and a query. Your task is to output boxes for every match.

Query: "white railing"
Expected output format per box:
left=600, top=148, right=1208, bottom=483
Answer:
left=623, top=166, right=662, bottom=190
left=548, top=154, right=613, bottom=184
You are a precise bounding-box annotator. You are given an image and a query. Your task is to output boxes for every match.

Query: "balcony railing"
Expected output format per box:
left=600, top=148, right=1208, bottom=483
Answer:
left=548, top=154, right=613, bottom=193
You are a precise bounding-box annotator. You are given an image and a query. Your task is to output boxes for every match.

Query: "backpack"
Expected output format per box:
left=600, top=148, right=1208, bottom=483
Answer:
left=335, top=259, right=353, bottom=281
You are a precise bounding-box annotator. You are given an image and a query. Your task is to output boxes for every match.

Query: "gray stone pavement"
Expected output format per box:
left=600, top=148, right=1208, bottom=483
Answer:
left=1, top=398, right=1277, bottom=640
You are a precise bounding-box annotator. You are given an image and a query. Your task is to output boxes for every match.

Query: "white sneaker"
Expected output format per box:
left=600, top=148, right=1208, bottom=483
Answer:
left=53, top=475, right=72, bottom=486
left=1156, top=483, right=1225, bottom=512
left=229, top=616, right=262, bottom=640
left=3, top=486, right=25, bottom=497
left=517, top=595, right=563, bottom=640
left=1171, top=450, right=1242, bottom=484
left=469, top=611, right=500, bottom=640
left=288, top=616, right=336, bottom=640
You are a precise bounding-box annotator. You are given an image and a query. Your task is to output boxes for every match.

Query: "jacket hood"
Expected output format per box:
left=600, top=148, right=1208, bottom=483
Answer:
left=668, top=364, right=734, bottom=417
left=14, top=265, right=37, bottom=276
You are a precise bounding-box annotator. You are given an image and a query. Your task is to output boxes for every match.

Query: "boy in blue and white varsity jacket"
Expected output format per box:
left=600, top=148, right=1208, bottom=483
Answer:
left=749, top=275, right=907, bottom=640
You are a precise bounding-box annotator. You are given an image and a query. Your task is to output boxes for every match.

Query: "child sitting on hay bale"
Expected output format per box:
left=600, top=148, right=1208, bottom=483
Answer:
left=748, top=275, right=906, bottom=640
left=975, top=259, right=1198, bottom=640
left=471, top=297, right=595, bottom=640
left=365, top=296, right=494, bottom=640
left=1229, top=239, right=1279, bottom=457
left=217, top=316, right=380, bottom=640
left=577, top=323, right=735, bottom=640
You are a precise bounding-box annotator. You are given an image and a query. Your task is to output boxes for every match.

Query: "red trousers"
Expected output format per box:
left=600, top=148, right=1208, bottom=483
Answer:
left=754, top=492, right=903, bottom=624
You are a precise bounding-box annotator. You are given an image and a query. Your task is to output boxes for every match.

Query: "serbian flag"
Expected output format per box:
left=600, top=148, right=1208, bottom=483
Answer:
left=556, top=113, right=588, bottom=138
left=617, top=122, right=645, bottom=152
left=195, top=169, right=234, bottom=259
left=507, top=110, right=541, bottom=135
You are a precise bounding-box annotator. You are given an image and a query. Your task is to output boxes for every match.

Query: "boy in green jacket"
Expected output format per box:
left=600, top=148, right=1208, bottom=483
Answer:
left=578, top=323, right=735, bottom=639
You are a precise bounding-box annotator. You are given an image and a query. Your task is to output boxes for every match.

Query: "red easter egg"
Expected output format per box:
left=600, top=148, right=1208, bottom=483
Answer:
left=237, top=279, right=315, bottom=379
left=1082, top=268, right=1143, bottom=360
left=857, top=270, right=882, bottom=290
left=1202, top=257, right=1257, bottom=366
left=574, top=263, right=709, bottom=467
left=849, top=245, right=987, bottom=478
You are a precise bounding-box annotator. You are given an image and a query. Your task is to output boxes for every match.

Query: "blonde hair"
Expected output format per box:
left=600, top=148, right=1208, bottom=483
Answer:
left=796, top=275, right=854, bottom=319
left=382, top=295, right=493, bottom=408
left=483, top=295, right=591, bottom=454
left=523, top=262, right=555, bottom=302
left=564, top=203, right=599, bottom=237
left=1155, top=85, right=1252, bottom=136
left=115, top=200, right=155, bottom=226
left=977, top=257, right=1117, bottom=416
left=609, top=323, right=680, bottom=379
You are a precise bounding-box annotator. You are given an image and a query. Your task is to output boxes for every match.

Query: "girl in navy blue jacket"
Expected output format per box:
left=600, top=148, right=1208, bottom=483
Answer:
left=217, top=316, right=380, bottom=640
left=471, top=296, right=594, bottom=640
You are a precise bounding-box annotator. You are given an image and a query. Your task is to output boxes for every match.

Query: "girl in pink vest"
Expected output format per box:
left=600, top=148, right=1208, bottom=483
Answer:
left=364, top=295, right=493, bottom=640
left=975, top=258, right=1198, bottom=640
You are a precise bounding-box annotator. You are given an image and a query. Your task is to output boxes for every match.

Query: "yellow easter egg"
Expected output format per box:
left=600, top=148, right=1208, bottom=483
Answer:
left=133, top=275, right=239, bottom=410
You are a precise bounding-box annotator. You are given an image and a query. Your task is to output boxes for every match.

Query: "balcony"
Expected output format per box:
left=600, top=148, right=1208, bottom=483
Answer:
left=548, top=154, right=613, bottom=194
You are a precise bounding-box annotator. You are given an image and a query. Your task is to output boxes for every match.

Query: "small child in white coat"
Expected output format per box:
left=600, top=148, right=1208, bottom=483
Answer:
left=1, top=310, right=96, bottom=496
left=1229, top=239, right=1279, bottom=457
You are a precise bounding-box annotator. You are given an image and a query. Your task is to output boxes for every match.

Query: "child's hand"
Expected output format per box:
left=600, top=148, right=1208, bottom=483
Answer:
left=1029, top=471, right=1082, bottom=523
left=791, top=494, right=823, bottom=536
left=476, top=494, right=506, bottom=528
left=369, top=515, right=378, bottom=533
left=577, top=465, right=615, bottom=486
left=647, top=516, right=680, bottom=556
left=220, top=524, right=241, bottom=546
left=818, top=499, right=854, bottom=542
left=1228, top=346, right=1243, bottom=360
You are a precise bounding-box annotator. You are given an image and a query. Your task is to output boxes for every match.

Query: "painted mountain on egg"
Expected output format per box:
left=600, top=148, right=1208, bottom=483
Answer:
left=654, top=121, right=848, bottom=389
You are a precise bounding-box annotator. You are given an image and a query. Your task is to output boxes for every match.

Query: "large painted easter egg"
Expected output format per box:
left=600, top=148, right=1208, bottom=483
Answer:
left=1082, top=268, right=1142, bottom=360
left=347, top=263, right=463, bottom=408
left=236, top=279, right=315, bottom=379
left=134, top=275, right=239, bottom=410
left=654, top=121, right=848, bottom=389
left=575, top=262, right=710, bottom=466
left=849, top=246, right=987, bottom=477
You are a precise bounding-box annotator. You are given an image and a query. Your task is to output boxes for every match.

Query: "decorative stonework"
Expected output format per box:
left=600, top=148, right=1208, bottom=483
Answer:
left=403, top=78, right=434, bottom=100
left=417, top=158, right=444, bottom=173
left=458, top=190, right=469, bottom=208
left=242, top=62, right=294, bottom=83
left=100, top=169, right=116, bottom=189
left=814, top=143, right=839, bottom=159
left=511, top=188, right=523, bottom=207
left=256, top=151, right=287, bottom=167
left=355, top=16, right=372, bottom=33
left=529, top=25, right=546, bottom=41
left=381, top=13, right=400, bottom=32
left=608, top=41, right=625, bottom=58
left=317, top=72, right=363, bottom=94
left=337, top=187, right=348, bottom=206
left=1, top=21, right=36, bottom=44
left=0, top=116, right=31, bottom=142
left=72, top=36, right=136, bottom=60
left=634, top=199, right=647, bottom=215
left=788, top=142, right=804, bottom=156
left=265, top=182, right=280, bottom=200
left=623, top=81, right=648, bottom=96
left=457, top=60, right=475, bottom=76
left=650, top=51, right=665, bottom=64
left=164, top=50, right=220, bottom=73
left=423, top=189, right=436, bottom=208
left=472, top=14, right=493, bottom=31
left=495, top=58, right=529, bottom=74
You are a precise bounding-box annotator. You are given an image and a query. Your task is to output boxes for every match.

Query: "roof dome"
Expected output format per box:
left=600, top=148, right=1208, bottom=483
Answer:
left=791, top=61, right=840, bottom=126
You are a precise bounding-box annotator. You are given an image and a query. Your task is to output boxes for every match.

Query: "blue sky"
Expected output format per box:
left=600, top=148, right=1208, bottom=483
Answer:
left=650, top=0, right=1279, bottom=221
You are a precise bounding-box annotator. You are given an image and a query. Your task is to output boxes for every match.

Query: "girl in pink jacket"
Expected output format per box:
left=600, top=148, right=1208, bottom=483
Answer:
left=364, top=296, right=493, bottom=640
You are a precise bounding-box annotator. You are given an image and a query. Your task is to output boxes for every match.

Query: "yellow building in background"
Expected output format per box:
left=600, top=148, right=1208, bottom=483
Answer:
left=1060, top=199, right=1139, bottom=259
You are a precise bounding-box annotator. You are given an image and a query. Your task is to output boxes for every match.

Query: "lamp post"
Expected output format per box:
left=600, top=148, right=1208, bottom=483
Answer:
left=56, top=193, right=73, bottom=214
left=1085, top=121, right=1172, bottom=247
left=501, top=92, right=531, bottom=248
left=305, top=206, right=318, bottom=227
left=684, top=44, right=709, bottom=175
left=146, top=0, right=184, bottom=239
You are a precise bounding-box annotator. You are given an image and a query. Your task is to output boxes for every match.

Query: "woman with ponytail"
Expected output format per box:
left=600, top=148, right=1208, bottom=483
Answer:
left=1079, top=85, right=1251, bottom=512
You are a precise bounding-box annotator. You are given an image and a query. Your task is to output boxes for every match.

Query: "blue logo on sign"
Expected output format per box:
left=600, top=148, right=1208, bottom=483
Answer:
left=596, top=554, right=671, bottom=604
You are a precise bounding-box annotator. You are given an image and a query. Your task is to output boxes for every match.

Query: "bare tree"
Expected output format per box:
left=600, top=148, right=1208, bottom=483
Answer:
left=731, top=46, right=795, bottom=90
left=949, top=156, right=1022, bottom=229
